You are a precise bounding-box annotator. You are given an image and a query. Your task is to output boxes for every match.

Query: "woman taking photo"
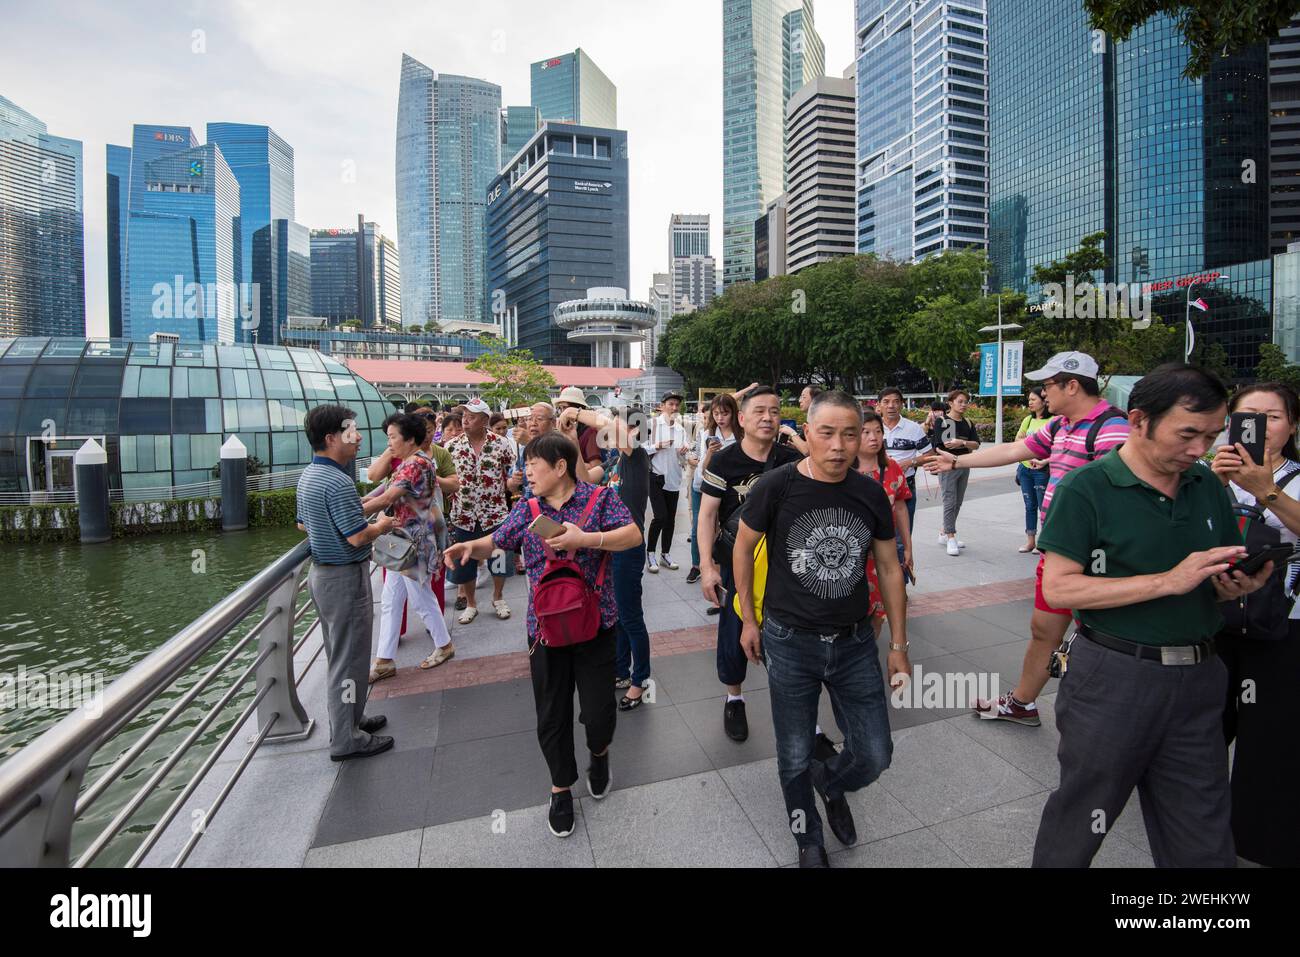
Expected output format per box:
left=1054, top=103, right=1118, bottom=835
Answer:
left=365, top=413, right=455, bottom=682
left=686, top=393, right=740, bottom=585
left=1014, top=387, right=1052, bottom=554
left=1210, top=381, right=1300, bottom=868
left=857, top=410, right=914, bottom=626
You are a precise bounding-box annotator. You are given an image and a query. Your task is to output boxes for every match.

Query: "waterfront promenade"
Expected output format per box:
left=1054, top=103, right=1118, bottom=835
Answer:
left=142, top=464, right=1156, bottom=868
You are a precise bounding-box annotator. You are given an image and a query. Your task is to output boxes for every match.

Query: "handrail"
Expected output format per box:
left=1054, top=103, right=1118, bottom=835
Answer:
left=0, top=538, right=319, bottom=866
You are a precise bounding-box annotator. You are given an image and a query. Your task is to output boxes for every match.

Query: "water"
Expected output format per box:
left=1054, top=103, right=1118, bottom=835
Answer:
left=0, top=527, right=309, bottom=866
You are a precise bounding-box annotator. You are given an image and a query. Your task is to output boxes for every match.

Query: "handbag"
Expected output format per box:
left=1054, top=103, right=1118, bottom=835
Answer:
left=372, top=526, right=418, bottom=573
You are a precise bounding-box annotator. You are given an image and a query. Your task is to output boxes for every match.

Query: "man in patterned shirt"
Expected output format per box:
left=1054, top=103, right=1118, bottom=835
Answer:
left=445, top=398, right=515, bottom=625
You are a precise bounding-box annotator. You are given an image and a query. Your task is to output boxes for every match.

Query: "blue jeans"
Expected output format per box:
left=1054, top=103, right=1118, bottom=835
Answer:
left=762, top=612, right=893, bottom=850
left=1017, top=464, right=1048, bottom=534
left=689, top=487, right=703, bottom=568
left=613, top=543, right=651, bottom=686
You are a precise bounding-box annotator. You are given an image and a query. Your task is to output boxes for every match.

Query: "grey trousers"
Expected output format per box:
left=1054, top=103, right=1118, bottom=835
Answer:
left=309, top=561, right=375, bottom=758
left=939, top=468, right=970, bottom=535
left=1032, top=634, right=1235, bottom=867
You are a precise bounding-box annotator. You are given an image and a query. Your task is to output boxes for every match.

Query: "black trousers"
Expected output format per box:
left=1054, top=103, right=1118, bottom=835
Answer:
left=529, top=625, right=617, bottom=789
left=647, top=472, right=679, bottom=554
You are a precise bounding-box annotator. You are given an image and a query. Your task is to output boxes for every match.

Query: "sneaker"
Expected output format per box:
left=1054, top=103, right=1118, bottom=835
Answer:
left=659, top=553, right=680, bottom=570
left=957, top=539, right=966, bottom=549
left=723, top=699, right=749, bottom=742
left=798, top=845, right=830, bottom=868
left=946, top=538, right=960, bottom=557
left=646, top=553, right=659, bottom=574
left=547, top=790, right=576, bottom=837
left=975, top=691, right=1042, bottom=727
left=587, top=751, right=612, bottom=799
left=686, top=566, right=701, bottom=584
left=937, top=534, right=949, bottom=546
left=813, top=731, right=839, bottom=763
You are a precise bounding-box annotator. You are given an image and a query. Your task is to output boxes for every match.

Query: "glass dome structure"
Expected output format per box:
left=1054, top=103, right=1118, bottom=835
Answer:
left=0, top=337, right=394, bottom=496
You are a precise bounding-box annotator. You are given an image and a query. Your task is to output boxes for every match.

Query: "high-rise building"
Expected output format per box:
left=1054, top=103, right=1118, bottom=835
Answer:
left=754, top=193, right=788, bottom=280
left=309, top=218, right=400, bottom=330
left=989, top=1, right=1271, bottom=375
left=856, top=0, right=989, bottom=261
left=785, top=71, right=856, bottom=273
left=722, top=0, right=824, bottom=287
left=530, top=49, right=617, bottom=127
left=0, top=96, right=85, bottom=338
left=396, top=55, right=501, bottom=333
left=646, top=273, right=673, bottom=366
left=502, top=104, right=542, bottom=165
left=669, top=214, right=716, bottom=309
left=1269, top=16, right=1300, bottom=253
left=486, top=123, right=630, bottom=365
left=106, top=144, right=131, bottom=338
left=206, top=123, right=310, bottom=344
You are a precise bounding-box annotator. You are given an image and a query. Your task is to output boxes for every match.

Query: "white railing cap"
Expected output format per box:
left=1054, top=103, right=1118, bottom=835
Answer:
left=75, top=438, right=108, bottom=466
left=220, top=435, right=248, bottom=460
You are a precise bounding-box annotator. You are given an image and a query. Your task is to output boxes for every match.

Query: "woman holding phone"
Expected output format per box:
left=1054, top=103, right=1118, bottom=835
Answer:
left=686, top=393, right=740, bottom=585
left=1209, top=382, right=1300, bottom=867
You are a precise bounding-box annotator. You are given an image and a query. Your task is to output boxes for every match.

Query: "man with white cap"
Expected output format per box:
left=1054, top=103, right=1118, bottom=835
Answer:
left=923, top=351, right=1129, bottom=727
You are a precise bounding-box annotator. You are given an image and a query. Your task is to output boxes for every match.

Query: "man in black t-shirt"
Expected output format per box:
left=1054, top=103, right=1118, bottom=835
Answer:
left=735, top=390, right=911, bottom=868
left=698, top=387, right=802, bottom=743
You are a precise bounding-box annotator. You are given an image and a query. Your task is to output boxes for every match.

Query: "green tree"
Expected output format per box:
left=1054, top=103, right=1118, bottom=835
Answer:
left=1257, top=342, right=1300, bottom=390
left=1085, top=0, right=1294, bottom=78
left=465, top=336, right=557, bottom=410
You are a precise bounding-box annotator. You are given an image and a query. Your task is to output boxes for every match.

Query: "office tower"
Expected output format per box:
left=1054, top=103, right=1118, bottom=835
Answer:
left=785, top=72, right=856, bottom=273
left=722, top=0, right=824, bottom=287
left=856, top=0, right=989, bottom=260
left=106, top=144, right=131, bottom=338
left=502, top=105, right=542, bottom=165
left=486, top=123, right=630, bottom=365
left=396, top=55, right=502, bottom=333
left=989, top=0, right=1271, bottom=375
left=754, top=194, right=787, bottom=280
left=646, top=273, right=673, bottom=367
left=1269, top=16, right=1300, bottom=253
left=310, top=218, right=401, bottom=329
left=669, top=215, right=716, bottom=309
left=0, top=96, right=85, bottom=337
left=530, top=49, right=617, bottom=127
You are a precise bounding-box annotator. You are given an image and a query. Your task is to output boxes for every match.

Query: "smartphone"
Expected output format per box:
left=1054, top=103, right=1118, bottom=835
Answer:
left=1228, top=412, right=1268, bottom=467
left=527, top=514, right=566, bottom=539
left=1228, top=543, right=1295, bottom=576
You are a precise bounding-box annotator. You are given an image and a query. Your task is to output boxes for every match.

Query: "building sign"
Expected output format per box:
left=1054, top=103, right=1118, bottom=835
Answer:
left=573, top=180, right=612, bottom=194
left=1141, top=271, right=1223, bottom=294
left=487, top=182, right=504, bottom=206
left=189, top=161, right=203, bottom=177
left=541, top=57, right=564, bottom=70
left=153, top=131, right=186, bottom=144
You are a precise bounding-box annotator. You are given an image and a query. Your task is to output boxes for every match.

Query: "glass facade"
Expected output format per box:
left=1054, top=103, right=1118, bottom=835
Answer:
left=502, top=105, right=542, bottom=165
left=106, top=144, right=131, bottom=339
left=486, top=124, right=630, bottom=365
left=309, top=222, right=400, bottom=329
left=396, top=56, right=501, bottom=329
left=530, top=49, right=618, bottom=127
left=0, top=336, right=391, bottom=495
left=0, top=96, right=85, bottom=338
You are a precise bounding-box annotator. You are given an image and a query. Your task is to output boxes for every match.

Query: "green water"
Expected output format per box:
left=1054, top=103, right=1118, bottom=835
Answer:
left=0, top=526, right=310, bottom=866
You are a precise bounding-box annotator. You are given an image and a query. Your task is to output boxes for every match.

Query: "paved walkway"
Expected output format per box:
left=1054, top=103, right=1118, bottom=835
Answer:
left=143, top=464, right=1155, bottom=868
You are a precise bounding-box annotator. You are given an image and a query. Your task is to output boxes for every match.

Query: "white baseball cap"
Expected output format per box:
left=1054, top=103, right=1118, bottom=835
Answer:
left=1025, top=351, right=1099, bottom=381
left=463, top=398, right=492, bottom=415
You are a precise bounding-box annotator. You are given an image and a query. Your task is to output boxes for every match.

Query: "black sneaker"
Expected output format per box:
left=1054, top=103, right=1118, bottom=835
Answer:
left=454, top=595, right=467, bottom=612
left=587, top=751, right=612, bottom=799
left=813, top=775, right=857, bottom=846
left=723, top=699, right=749, bottom=742
left=686, top=566, right=701, bottom=584
left=798, top=845, right=830, bottom=868
left=812, top=731, right=838, bottom=763
left=547, top=790, right=575, bottom=837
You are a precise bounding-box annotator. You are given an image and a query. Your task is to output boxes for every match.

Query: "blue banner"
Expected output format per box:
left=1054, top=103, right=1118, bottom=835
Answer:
left=978, top=343, right=999, bottom=396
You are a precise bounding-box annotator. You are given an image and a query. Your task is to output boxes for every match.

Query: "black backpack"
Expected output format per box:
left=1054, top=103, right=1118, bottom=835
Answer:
left=1219, top=467, right=1300, bottom=642
left=1043, top=409, right=1129, bottom=461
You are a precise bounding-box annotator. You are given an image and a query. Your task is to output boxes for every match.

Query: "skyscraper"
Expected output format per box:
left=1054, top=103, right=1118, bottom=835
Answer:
left=530, top=49, right=617, bottom=127
left=502, top=104, right=542, bottom=165
left=396, top=56, right=502, bottom=333
left=1269, top=15, right=1300, bottom=253
left=0, top=96, right=85, bottom=338
left=722, top=0, right=823, bottom=288
left=785, top=72, right=856, bottom=274
left=106, top=144, right=131, bottom=338
left=856, top=0, right=989, bottom=261
left=669, top=214, right=716, bottom=309
left=646, top=273, right=673, bottom=366
left=310, top=219, right=401, bottom=329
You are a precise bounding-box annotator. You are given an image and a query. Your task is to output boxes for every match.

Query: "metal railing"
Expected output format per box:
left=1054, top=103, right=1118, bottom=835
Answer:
left=0, top=540, right=321, bottom=867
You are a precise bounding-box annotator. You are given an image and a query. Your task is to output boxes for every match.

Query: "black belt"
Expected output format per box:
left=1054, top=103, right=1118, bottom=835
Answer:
left=1076, top=622, right=1215, bottom=665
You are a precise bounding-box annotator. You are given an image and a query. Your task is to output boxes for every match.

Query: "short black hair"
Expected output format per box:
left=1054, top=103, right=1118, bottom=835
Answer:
left=808, top=389, right=864, bottom=425
left=404, top=402, right=422, bottom=414
left=1129, top=363, right=1228, bottom=432
left=441, top=412, right=463, bottom=431
left=524, top=431, right=578, bottom=480
left=802, top=385, right=824, bottom=398
left=382, top=412, right=427, bottom=446
left=305, top=404, right=358, bottom=452
left=740, top=385, right=779, bottom=409
left=1056, top=373, right=1101, bottom=397
left=879, top=387, right=904, bottom=402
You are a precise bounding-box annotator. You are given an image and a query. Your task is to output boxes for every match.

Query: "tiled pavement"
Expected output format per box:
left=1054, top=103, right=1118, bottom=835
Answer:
left=144, top=465, right=1155, bottom=868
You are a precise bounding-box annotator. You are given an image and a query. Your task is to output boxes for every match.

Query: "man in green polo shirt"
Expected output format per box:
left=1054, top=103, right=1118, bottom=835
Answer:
left=1032, top=364, right=1274, bottom=868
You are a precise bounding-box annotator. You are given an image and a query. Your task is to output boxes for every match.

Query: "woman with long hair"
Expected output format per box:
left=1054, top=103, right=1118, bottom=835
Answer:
left=857, top=410, right=914, bottom=627
left=1209, top=381, right=1300, bottom=867
left=686, top=392, right=741, bottom=585
left=1015, top=387, right=1053, bottom=553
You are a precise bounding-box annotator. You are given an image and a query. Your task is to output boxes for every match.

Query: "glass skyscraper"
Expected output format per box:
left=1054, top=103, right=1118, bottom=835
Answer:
left=989, top=1, right=1272, bottom=374
left=310, top=220, right=401, bottom=329
left=0, top=96, right=85, bottom=338
left=485, top=123, right=630, bottom=365
left=855, top=0, right=989, bottom=261
left=106, top=144, right=131, bottom=339
left=502, top=105, right=542, bottom=165
left=530, top=49, right=617, bottom=127
left=396, top=55, right=502, bottom=332
left=722, top=0, right=824, bottom=288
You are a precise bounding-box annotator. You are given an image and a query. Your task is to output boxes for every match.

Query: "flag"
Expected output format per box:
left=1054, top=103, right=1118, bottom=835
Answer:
left=1190, top=298, right=1209, bottom=312
left=1186, top=318, right=1196, bottom=356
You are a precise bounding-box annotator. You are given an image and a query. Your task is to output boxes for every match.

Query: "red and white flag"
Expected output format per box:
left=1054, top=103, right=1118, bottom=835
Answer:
left=1190, top=298, right=1209, bottom=312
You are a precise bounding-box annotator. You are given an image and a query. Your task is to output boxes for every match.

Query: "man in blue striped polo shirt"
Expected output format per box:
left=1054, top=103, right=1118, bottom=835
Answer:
left=297, top=404, right=397, bottom=761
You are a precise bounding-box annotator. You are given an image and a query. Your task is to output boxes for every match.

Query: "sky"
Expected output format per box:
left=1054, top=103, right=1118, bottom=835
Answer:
left=0, top=0, right=856, bottom=340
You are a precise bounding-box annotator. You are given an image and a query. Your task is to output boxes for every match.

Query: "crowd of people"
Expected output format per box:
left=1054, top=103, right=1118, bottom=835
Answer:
left=293, top=357, right=1299, bottom=868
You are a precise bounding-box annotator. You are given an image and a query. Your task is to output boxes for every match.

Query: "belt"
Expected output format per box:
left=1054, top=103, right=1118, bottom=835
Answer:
left=1076, top=622, right=1215, bottom=666
left=768, top=615, right=869, bottom=643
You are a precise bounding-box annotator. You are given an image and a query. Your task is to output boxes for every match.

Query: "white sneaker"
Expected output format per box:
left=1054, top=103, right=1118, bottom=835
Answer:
left=946, top=538, right=960, bottom=557
left=659, top=553, right=680, bottom=570
left=647, top=553, right=659, bottom=573
left=957, top=540, right=966, bottom=548
left=938, top=534, right=949, bottom=547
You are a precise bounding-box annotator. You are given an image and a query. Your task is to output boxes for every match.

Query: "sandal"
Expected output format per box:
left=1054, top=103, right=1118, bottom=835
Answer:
left=458, top=606, right=478, bottom=625
left=492, top=599, right=511, bottom=620
left=614, top=677, right=632, bottom=690
left=420, top=644, right=455, bottom=669
left=619, top=690, right=646, bottom=711
left=368, top=662, right=396, bottom=684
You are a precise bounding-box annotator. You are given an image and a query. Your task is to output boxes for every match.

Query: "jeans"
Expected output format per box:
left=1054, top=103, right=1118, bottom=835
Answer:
left=613, top=543, right=651, bottom=686
left=762, top=612, right=894, bottom=850
left=1017, top=464, right=1048, bottom=534
left=689, top=487, right=703, bottom=568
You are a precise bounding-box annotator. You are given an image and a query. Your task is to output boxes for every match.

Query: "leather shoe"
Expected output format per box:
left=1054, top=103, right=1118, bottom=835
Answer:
left=358, top=714, right=387, bottom=733
left=330, top=734, right=394, bottom=762
left=813, top=775, right=857, bottom=846
left=798, top=845, right=830, bottom=868
left=723, top=699, right=748, bottom=742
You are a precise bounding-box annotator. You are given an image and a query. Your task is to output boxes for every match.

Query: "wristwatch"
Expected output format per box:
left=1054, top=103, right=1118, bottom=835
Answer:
left=888, top=640, right=909, bottom=652
left=1264, top=484, right=1283, bottom=504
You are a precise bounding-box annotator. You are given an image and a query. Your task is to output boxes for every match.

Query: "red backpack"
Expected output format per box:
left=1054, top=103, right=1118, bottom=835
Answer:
left=528, top=488, right=609, bottom=651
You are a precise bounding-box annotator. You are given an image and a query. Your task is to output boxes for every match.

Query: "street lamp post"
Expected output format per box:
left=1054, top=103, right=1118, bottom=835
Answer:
left=1184, top=280, right=1200, bottom=362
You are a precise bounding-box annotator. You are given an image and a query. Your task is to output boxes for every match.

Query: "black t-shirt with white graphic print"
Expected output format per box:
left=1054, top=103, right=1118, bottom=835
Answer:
left=743, top=462, right=896, bottom=630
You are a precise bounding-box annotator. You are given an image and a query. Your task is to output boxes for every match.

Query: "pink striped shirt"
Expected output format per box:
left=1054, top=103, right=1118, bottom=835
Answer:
left=1022, top=399, right=1129, bottom=526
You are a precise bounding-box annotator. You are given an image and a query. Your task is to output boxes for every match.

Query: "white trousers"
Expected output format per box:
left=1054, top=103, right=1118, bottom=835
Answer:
left=378, top=570, right=451, bottom=660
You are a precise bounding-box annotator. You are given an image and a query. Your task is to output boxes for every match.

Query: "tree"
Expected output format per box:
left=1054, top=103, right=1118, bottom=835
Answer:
left=1257, top=342, right=1300, bottom=390
left=1085, top=1, right=1295, bottom=78
left=465, top=336, right=557, bottom=410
